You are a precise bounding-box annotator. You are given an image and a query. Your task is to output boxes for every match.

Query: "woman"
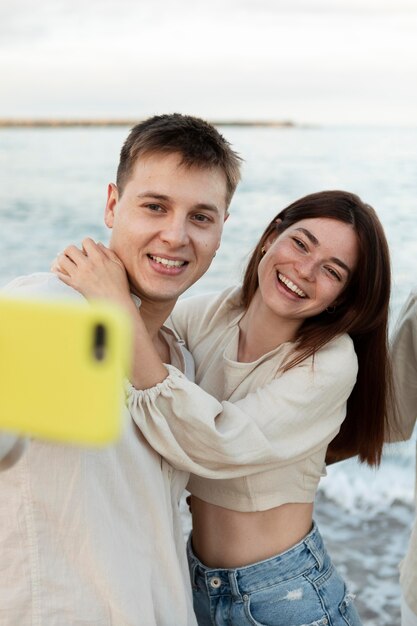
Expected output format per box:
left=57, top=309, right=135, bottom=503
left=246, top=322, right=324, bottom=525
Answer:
left=54, top=190, right=392, bottom=626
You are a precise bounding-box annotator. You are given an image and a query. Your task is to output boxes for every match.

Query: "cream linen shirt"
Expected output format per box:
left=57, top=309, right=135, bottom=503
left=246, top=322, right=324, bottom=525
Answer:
left=0, top=273, right=197, bottom=626
left=389, top=289, right=417, bottom=615
left=128, top=286, right=358, bottom=512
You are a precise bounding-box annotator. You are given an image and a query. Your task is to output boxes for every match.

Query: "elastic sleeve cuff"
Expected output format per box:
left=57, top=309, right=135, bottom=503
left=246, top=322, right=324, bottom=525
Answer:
left=124, top=364, right=187, bottom=403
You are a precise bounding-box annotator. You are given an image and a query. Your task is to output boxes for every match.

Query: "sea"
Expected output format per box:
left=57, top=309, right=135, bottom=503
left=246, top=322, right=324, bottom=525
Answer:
left=1, top=125, right=416, bottom=625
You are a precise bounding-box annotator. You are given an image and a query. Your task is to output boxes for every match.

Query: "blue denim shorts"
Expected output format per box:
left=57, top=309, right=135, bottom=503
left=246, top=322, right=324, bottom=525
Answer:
left=187, top=522, right=362, bottom=626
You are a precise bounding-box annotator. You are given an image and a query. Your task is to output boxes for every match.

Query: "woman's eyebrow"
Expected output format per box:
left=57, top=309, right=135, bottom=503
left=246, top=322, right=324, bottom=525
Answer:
left=295, top=227, right=351, bottom=275
left=294, top=227, right=319, bottom=246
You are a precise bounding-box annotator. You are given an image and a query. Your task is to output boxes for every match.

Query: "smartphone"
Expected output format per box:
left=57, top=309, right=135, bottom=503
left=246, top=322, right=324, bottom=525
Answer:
left=0, top=297, right=132, bottom=445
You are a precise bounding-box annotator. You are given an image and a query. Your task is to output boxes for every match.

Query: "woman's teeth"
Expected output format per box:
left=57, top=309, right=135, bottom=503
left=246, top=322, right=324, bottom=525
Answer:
left=278, top=273, right=306, bottom=298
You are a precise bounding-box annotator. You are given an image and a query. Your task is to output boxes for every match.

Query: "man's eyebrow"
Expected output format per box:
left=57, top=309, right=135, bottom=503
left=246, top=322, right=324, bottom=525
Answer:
left=136, top=192, right=170, bottom=201
left=136, top=192, right=220, bottom=214
left=193, top=203, right=221, bottom=214
left=295, top=227, right=352, bottom=275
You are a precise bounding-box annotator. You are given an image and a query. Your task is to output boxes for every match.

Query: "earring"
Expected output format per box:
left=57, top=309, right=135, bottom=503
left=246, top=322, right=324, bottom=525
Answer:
left=326, top=305, right=336, bottom=314
left=261, top=246, right=266, bottom=256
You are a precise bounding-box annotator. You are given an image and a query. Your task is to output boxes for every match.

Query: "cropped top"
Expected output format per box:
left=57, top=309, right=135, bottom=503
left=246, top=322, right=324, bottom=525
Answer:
left=127, top=286, right=358, bottom=512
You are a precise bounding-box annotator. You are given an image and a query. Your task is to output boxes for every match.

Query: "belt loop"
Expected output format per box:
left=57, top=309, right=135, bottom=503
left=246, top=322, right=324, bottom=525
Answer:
left=304, top=534, right=324, bottom=570
left=186, top=536, right=199, bottom=587
left=189, top=560, right=198, bottom=588
left=228, top=570, right=242, bottom=600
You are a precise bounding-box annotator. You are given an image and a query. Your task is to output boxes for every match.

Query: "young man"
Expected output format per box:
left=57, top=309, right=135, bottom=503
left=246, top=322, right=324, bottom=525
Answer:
left=0, top=114, right=241, bottom=625
left=390, top=292, right=417, bottom=626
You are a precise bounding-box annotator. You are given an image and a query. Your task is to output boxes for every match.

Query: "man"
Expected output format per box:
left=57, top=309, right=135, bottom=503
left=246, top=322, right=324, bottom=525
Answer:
left=0, top=114, right=241, bottom=625
left=389, top=291, right=417, bottom=626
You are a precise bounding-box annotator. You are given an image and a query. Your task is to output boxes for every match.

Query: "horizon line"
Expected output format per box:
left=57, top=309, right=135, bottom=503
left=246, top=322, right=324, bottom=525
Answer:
left=0, top=118, right=297, bottom=129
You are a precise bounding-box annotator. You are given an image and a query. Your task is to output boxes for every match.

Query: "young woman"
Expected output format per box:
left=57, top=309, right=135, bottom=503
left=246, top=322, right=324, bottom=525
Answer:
left=54, top=190, right=392, bottom=626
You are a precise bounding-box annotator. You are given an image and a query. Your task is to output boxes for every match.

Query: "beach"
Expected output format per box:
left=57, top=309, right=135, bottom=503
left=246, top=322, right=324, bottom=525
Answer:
left=315, top=493, right=413, bottom=625
left=1, top=123, right=416, bottom=626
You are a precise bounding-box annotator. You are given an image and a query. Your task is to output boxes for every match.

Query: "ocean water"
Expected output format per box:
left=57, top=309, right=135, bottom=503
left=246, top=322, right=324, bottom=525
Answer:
left=1, top=125, right=416, bottom=624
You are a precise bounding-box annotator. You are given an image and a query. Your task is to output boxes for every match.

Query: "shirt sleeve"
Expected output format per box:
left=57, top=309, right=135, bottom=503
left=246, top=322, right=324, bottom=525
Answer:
left=0, top=273, right=83, bottom=469
left=126, top=335, right=358, bottom=478
left=0, top=435, right=27, bottom=470
left=389, top=290, right=417, bottom=442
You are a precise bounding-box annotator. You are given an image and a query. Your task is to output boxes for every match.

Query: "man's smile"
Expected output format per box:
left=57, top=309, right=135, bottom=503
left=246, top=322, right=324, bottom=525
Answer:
left=147, top=254, right=188, bottom=268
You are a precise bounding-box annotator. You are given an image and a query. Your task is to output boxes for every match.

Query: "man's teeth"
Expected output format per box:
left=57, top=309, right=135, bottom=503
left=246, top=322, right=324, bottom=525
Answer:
left=278, top=273, right=306, bottom=297
left=150, top=255, right=186, bottom=268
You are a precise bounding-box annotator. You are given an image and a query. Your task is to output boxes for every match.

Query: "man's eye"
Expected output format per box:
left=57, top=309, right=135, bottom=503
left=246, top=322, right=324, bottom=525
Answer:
left=146, top=204, right=163, bottom=212
left=193, top=214, right=211, bottom=223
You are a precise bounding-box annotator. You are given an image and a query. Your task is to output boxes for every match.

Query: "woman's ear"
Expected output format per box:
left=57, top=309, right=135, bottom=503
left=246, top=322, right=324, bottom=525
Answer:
left=263, top=218, right=283, bottom=251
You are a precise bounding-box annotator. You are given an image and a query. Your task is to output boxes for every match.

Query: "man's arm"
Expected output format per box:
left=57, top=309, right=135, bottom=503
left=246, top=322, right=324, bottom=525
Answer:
left=0, top=435, right=27, bottom=470
left=0, top=272, right=84, bottom=469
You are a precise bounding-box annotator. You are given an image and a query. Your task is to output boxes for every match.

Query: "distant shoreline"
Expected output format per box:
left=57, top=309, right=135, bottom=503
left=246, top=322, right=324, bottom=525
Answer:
left=0, top=118, right=296, bottom=129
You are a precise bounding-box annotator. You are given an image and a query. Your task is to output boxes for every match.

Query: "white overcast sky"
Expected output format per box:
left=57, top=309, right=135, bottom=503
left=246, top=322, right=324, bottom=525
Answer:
left=1, top=0, right=416, bottom=124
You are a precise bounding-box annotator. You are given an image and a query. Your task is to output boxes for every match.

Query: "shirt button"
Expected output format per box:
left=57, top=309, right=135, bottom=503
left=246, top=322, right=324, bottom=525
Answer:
left=209, top=577, right=221, bottom=588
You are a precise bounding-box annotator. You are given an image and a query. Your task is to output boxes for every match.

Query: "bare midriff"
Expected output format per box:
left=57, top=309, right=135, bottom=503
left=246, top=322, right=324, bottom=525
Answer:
left=190, top=496, right=314, bottom=569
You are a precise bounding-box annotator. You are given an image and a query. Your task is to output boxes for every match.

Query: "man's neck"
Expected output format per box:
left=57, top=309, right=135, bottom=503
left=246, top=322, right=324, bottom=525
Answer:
left=138, top=298, right=175, bottom=342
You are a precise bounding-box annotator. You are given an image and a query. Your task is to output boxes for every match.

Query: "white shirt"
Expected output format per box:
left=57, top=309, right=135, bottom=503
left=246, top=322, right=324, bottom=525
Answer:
left=0, top=273, right=196, bottom=626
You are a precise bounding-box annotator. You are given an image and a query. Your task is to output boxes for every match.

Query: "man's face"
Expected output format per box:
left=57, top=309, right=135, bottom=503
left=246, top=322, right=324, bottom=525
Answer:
left=105, top=152, right=229, bottom=310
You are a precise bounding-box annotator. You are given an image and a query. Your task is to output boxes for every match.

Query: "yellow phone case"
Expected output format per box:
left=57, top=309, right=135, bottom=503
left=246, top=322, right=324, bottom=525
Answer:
left=0, top=297, right=132, bottom=445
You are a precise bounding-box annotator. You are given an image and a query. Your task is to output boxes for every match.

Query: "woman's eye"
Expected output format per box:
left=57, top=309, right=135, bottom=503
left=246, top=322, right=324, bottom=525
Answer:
left=326, top=267, right=341, bottom=281
left=293, top=237, right=307, bottom=251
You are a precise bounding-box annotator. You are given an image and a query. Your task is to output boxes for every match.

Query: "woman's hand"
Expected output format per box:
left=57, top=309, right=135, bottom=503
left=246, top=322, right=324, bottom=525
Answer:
left=52, top=239, right=169, bottom=390
left=51, top=238, right=133, bottom=311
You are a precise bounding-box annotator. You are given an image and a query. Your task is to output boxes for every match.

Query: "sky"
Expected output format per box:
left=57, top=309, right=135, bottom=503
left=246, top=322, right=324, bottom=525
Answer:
left=0, top=0, right=416, bottom=125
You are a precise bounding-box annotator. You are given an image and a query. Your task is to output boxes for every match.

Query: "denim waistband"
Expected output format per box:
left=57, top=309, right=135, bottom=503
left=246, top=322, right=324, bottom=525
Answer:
left=187, top=521, right=329, bottom=596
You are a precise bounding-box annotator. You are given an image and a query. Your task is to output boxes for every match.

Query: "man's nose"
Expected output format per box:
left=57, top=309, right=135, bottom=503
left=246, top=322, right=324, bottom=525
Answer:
left=160, top=216, right=190, bottom=247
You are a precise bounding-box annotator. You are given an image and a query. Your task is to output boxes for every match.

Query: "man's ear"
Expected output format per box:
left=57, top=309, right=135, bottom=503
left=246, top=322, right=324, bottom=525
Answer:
left=104, top=183, right=119, bottom=228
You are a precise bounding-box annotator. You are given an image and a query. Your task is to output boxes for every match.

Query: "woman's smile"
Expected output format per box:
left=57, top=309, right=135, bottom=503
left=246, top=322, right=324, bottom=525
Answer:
left=276, top=272, right=307, bottom=299
left=257, top=217, right=359, bottom=324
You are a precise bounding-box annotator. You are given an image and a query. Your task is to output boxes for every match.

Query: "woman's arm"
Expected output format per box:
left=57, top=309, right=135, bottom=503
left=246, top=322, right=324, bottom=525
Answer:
left=127, top=335, right=358, bottom=478
left=52, top=239, right=169, bottom=389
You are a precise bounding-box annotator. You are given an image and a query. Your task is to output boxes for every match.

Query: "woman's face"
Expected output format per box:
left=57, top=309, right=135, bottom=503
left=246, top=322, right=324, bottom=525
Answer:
left=257, top=217, right=359, bottom=324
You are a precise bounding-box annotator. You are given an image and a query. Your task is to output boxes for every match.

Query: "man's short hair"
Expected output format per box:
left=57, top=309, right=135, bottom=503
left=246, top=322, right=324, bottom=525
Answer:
left=116, top=113, right=242, bottom=207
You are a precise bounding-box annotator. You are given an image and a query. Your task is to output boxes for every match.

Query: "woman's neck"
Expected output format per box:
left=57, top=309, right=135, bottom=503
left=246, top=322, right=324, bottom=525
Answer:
left=237, top=290, right=301, bottom=363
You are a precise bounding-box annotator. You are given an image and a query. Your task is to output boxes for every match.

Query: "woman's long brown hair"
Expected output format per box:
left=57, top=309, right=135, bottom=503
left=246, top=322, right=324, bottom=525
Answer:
left=241, top=190, right=394, bottom=466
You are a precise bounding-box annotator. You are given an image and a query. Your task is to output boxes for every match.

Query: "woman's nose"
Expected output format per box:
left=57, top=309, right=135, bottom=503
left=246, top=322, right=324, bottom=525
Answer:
left=296, top=258, right=316, bottom=281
